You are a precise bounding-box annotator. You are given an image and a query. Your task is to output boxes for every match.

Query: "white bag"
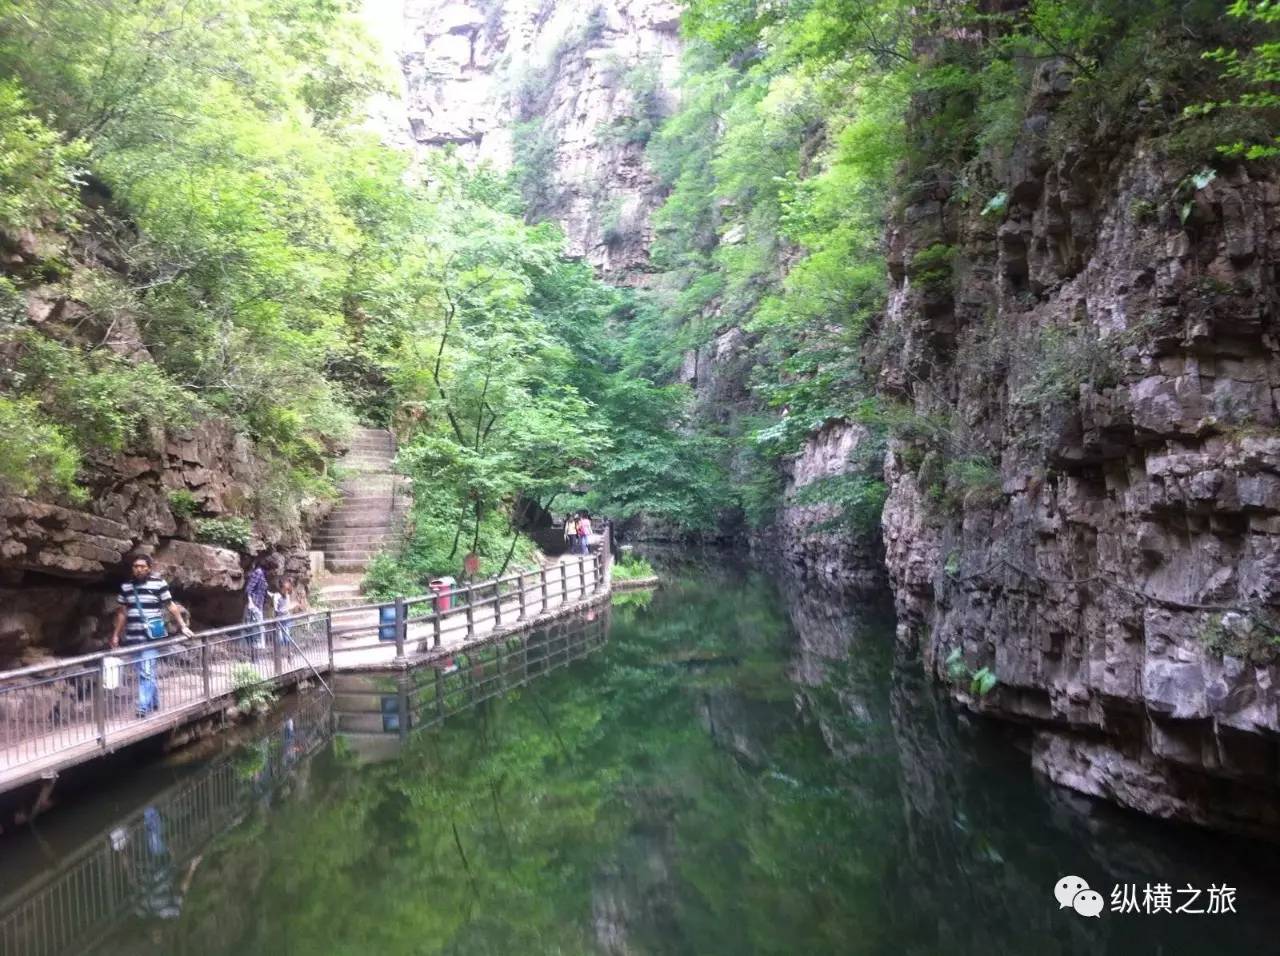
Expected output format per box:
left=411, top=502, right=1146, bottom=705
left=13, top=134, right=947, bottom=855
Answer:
left=102, top=655, right=123, bottom=691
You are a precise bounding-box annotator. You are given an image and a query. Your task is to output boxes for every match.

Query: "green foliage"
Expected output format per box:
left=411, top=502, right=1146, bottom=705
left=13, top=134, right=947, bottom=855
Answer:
left=944, top=648, right=998, bottom=697
left=612, top=555, right=657, bottom=582
left=942, top=458, right=1002, bottom=510
left=597, top=56, right=667, bottom=147
left=1199, top=611, right=1280, bottom=665
left=168, top=489, right=199, bottom=519
left=1187, top=0, right=1280, bottom=159
left=512, top=119, right=558, bottom=216
left=0, top=394, right=83, bottom=501
left=0, top=79, right=85, bottom=232
left=194, top=516, right=253, bottom=551
left=792, top=473, right=888, bottom=535
left=907, top=243, right=956, bottom=295
left=231, top=663, right=277, bottom=713
left=8, top=330, right=194, bottom=452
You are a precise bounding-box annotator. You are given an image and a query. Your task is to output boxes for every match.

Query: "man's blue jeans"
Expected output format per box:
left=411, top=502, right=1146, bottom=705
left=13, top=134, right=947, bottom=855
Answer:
left=137, top=646, right=159, bottom=715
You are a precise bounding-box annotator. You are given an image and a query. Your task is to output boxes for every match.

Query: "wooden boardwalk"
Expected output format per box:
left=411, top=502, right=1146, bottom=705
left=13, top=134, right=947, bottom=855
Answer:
left=0, top=552, right=610, bottom=798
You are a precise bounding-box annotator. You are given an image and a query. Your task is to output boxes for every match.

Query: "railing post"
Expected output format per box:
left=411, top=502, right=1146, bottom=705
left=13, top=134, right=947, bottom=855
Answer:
left=465, top=587, right=475, bottom=640
left=397, top=678, right=410, bottom=741
left=494, top=579, right=503, bottom=627
left=518, top=571, right=527, bottom=620
left=579, top=556, right=586, bottom=598
left=326, top=610, right=334, bottom=671
left=202, top=638, right=212, bottom=701
left=540, top=566, right=549, bottom=613
left=561, top=562, right=568, bottom=603
left=602, top=524, right=613, bottom=590
left=394, top=596, right=406, bottom=661
left=432, top=604, right=442, bottom=648
left=271, top=617, right=283, bottom=678
left=93, top=661, right=107, bottom=748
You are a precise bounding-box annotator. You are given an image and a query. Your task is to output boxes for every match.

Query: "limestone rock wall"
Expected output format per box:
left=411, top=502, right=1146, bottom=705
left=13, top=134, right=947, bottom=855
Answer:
left=394, top=0, right=682, bottom=278
left=878, top=58, right=1280, bottom=834
left=773, top=420, right=886, bottom=586
left=0, top=417, right=326, bottom=667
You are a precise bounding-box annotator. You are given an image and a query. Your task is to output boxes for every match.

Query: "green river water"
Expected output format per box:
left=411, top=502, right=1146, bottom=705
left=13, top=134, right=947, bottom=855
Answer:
left=3, top=560, right=1280, bottom=955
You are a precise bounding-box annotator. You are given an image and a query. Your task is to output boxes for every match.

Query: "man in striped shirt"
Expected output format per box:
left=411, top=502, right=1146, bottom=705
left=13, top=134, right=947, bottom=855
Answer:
left=110, top=554, right=193, bottom=717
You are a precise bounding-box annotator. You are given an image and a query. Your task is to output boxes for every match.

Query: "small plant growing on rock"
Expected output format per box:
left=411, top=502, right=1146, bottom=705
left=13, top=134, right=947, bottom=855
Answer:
left=193, top=516, right=252, bottom=551
left=231, top=664, right=276, bottom=716
left=613, top=555, right=657, bottom=582
left=1199, top=611, right=1280, bottom=665
left=168, top=489, right=198, bottom=519
left=945, top=648, right=999, bottom=697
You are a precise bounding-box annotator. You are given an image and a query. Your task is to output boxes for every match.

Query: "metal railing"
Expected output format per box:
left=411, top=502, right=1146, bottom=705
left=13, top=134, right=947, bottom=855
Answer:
left=0, top=612, right=331, bottom=785
left=326, top=547, right=609, bottom=661
left=333, top=610, right=610, bottom=743
left=0, top=532, right=613, bottom=791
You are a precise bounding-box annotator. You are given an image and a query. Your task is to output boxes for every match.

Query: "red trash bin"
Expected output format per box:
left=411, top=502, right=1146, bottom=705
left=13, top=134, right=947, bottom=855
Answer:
left=429, top=576, right=455, bottom=613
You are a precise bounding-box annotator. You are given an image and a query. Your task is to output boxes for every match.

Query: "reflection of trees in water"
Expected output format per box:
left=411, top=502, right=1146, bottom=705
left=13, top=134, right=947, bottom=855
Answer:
left=0, top=697, right=331, bottom=956
left=18, top=569, right=1280, bottom=956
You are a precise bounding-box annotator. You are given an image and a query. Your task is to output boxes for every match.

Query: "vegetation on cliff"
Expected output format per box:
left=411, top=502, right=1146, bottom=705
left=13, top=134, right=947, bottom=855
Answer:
left=1, top=0, right=1274, bottom=576
left=0, top=0, right=705, bottom=581
left=624, top=0, right=1277, bottom=534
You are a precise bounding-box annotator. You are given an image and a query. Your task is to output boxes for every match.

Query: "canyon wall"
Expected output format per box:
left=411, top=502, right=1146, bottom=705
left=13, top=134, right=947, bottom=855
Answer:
left=396, top=0, right=682, bottom=278
left=878, top=58, right=1280, bottom=835
left=0, top=242, right=328, bottom=668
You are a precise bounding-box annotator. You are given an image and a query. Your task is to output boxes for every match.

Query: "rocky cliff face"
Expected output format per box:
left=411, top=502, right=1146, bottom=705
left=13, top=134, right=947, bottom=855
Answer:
left=774, top=420, right=886, bottom=586
left=878, top=58, right=1280, bottom=835
left=0, top=416, right=326, bottom=667
left=1, top=250, right=329, bottom=667
left=394, top=0, right=682, bottom=278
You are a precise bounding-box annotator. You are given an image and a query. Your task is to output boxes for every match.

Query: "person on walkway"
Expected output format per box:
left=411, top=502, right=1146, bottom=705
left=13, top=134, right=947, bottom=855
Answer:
left=110, top=554, right=192, bottom=718
left=244, top=558, right=268, bottom=658
left=564, top=513, right=577, bottom=555
left=272, top=576, right=301, bottom=652
left=576, top=512, right=593, bottom=555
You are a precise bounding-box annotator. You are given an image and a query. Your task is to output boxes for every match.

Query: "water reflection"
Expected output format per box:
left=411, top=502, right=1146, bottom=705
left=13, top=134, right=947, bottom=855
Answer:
left=0, top=698, right=331, bottom=956
left=333, top=610, right=610, bottom=763
left=3, top=568, right=1280, bottom=955
left=0, top=615, right=610, bottom=956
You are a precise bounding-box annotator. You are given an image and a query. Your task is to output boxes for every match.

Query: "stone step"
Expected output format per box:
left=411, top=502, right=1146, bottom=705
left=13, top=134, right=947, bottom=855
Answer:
left=327, top=501, right=405, bottom=514
left=321, top=517, right=398, bottom=531
left=338, top=479, right=406, bottom=492
left=325, top=547, right=385, bottom=559
left=324, top=509, right=398, bottom=520
left=327, top=558, right=379, bottom=573
left=320, top=581, right=360, bottom=593
left=324, top=505, right=400, bottom=517
left=316, top=540, right=394, bottom=553
left=315, top=528, right=395, bottom=541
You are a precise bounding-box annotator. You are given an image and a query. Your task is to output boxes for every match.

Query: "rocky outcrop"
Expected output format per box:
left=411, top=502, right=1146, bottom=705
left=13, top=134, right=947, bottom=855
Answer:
left=0, top=416, right=330, bottom=666
left=774, top=420, right=886, bottom=586
left=878, top=57, right=1280, bottom=834
left=393, top=0, right=682, bottom=278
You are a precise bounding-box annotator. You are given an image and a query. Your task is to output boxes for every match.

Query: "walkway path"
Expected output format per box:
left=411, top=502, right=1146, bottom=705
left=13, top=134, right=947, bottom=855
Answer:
left=0, top=550, right=611, bottom=797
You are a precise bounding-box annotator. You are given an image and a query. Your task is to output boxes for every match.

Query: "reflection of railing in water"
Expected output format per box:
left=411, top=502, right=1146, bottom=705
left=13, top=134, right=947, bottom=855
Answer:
left=0, top=694, right=333, bottom=956
left=334, top=611, right=610, bottom=762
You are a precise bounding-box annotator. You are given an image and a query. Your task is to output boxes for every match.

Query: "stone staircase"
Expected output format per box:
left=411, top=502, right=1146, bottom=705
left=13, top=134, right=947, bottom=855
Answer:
left=312, top=427, right=409, bottom=605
